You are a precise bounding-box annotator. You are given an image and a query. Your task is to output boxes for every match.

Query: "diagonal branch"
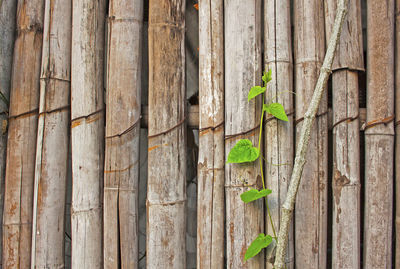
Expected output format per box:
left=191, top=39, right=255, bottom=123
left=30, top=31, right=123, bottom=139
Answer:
left=273, top=0, right=348, bottom=268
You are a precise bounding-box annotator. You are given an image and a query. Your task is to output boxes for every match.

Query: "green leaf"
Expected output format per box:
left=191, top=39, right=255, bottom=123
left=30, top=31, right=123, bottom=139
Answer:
left=248, top=86, right=266, bottom=101
left=244, top=233, right=273, bottom=261
left=263, top=103, right=289, bottom=122
left=240, top=189, right=272, bottom=203
left=262, top=69, right=272, bottom=84
left=227, top=139, right=260, bottom=163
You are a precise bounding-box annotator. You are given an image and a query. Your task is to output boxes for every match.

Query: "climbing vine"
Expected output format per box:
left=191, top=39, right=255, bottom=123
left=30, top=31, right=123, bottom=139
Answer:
left=227, top=69, right=288, bottom=261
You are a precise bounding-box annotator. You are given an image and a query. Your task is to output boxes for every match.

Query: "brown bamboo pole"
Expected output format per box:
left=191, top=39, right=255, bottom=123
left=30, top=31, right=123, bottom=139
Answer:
left=396, top=0, right=400, bottom=267
left=2, top=1, right=44, bottom=268
left=324, top=1, right=363, bottom=268
left=70, top=0, right=106, bottom=267
left=364, top=0, right=395, bottom=268
left=30, top=0, right=71, bottom=267
left=0, top=1, right=17, bottom=267
left=147, top=1, right=186, bottom=268
left=293, top=0, right=327, bottom=268
left=224, top=0, right=263, bottom=268
left=103, top=0, right=142, bottom=268
left=263, top=0, right=293, bottom=268
left=197, top=0, right=224, bottom=268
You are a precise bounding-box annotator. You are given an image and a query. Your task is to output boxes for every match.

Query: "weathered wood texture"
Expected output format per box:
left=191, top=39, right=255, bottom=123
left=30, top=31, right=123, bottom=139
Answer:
left=224, top=0, right=263, bottom=268
left=264, top=0, right=294, bottom=268
left=147, top=1, right=186, bottom=268
left=396, top=0, right=400, bottom=267
left=70, top=0, right=106, bottom=268
left=364, top=0, right=395, bottom=268
left=0, top=0, right=17, bottom=267
left=2, top=1, right=44, bottom=268
left=325, top=0, right=363, bottom=268
left=197, top=0, right=224, bottom=268
left=31, top=0, right=71, bottom=268
left=104, top=0, right=142, bottom=268
left=293, top=0, right=327, bottom=268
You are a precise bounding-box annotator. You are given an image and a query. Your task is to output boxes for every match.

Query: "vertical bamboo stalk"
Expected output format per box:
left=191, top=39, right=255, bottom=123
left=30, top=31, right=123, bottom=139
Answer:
left=70, top=0, right=106, bottom=268
left=224, top=0, right=263, bottom=268
left=263, top=0, right=294, bottom=268
left=103, top=1, right=142, bottom=268
left=30, top=0, right=71, bottom=267
left=325, top=1, right=364, bottom=268
left=293, top=0, right=327, bottom=268
left=396, top=0, right=400, bottom=267
left=147, top=1, right=186, bottom=268
left=364, top=0, right=395, bottom=268
left=0, top=1, right=17, bottom=267
left=2, top=1, right=44, bottom=268
left=197, top=0, right=224, bottom=268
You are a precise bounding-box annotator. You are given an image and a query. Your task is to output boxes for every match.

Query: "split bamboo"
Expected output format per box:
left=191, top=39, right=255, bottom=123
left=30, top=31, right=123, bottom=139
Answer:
left=364, top=0, right=395, bottom=268
left=147, top=1, right=186, bottom=268
left=70, top=0, right=106, bottom=268
left=30, top=0, right=71, bottom=268
left=103, top=0, right=143, bottom=268
left=396, top=0, right=400, bottom=267
left=325, top=0, right=363, bottom=268
left=197, top=0, right=224, bottom=268
left=2, top=1, right=44, bottom=268
left=0, top=0, right=17, bottom=267
left=263, top=0, right=294, bottom=268
left=224, top=0, right=263, bottom=268
left=293, top=0, right=327, bottom=268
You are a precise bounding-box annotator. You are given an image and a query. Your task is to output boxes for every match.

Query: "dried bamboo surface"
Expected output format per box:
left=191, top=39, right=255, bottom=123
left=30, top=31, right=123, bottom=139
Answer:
left=325, top=0, right=363, bottom=268
left=2, top=1, right=44, bottom=268
left=103, top=0, right=142, bottom=268
left=396, top=0, right=400, bottom=267
left=0, top=0, right=17, bottom=267
left=224, top=0, right=263, bottom=268
left=31, top=0, right=71, bottom=268
left=147, top=1, right=187, bottom=268
left=70, top=0, right=106, bottom=268
left=364, top=0, right=395, bottom=268
left=197, top=0, right=224, bottom=268
left=293, top=0, right=327, bottom=268
left=263, top=0, right=294, bottom=268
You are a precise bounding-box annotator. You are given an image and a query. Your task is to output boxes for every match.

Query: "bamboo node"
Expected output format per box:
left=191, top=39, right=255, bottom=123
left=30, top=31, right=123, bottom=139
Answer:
left=361, top=115, right=394, bottom=130
left=8, top=108, right=39, bottom=120
left=38, top=104, right=70, bottom=117
left=71, top=107, right=104, bottom=128
left=148, top=117, right=186, bottom=138
left=105, top=117, right=141, bottom=139
left=295, top=110, right=328, bottom=125
left=332, top=114, right=359, bottom=129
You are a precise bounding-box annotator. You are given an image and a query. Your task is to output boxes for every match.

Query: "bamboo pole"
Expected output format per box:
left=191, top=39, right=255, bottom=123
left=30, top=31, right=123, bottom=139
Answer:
left=0, top=0, right=17, bottom=267
left=293, top=0, right=327, bottom=268
left=197, top=0, right=224, bottom=268
left=30, top=0, right=71, bottom=268
left=70, top=0, right=106, bottom=268
left=364, top=0, right=395, bottom=268
left=224, top=0, right=263, bottom=268
left=325, top=1, right=363, bottom=268
left=2, top=1, right=44, bottom=268
left=263, top=0, right=293, bottom=268
left=147, top=1, right=186, bottom=268
left=396, top=0, right=400, bottom=267
left=103, top=1, right=142, bottom=268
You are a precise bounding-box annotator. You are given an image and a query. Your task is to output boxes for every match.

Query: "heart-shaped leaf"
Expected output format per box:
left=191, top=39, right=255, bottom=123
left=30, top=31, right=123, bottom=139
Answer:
left=262, top=69, right=272, bottom=84
left=227, top=139, right=260, bottom=163
left=248, top=86, right=266, bottom=101
left=240, top=188, right=272, bottom=203
left=263, top=103, right=289, bottom=122
left=244, top=233, right=273, bottom=261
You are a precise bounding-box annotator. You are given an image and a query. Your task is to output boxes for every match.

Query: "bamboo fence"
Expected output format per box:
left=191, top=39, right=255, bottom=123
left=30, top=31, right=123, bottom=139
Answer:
left=0, top=0, right=398, bottom=268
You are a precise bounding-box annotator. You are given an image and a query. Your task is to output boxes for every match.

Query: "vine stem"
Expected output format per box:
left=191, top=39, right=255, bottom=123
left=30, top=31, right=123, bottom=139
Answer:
left=258, top=93, right=277, bottom=239
left=273, top=0, right=348, bottom=268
